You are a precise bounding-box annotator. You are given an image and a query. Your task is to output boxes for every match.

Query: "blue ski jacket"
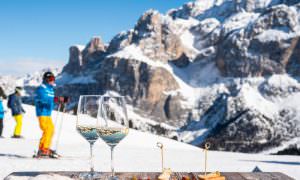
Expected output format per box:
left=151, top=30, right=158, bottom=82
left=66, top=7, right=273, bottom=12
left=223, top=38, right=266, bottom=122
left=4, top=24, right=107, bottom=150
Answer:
left=35, top=82, right=55, bottom=116
left=0, top=100, right=4, bottom=119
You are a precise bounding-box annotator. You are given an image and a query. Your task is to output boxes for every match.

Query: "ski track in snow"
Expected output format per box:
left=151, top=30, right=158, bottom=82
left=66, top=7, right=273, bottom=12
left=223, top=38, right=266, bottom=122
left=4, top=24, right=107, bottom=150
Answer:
left=0, top=104, right=299, bottom=179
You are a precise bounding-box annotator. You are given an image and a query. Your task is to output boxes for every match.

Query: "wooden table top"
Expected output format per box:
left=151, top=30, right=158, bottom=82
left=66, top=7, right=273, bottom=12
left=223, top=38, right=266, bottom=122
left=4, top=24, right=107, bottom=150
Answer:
left=5, top=172, right=295, bottom=180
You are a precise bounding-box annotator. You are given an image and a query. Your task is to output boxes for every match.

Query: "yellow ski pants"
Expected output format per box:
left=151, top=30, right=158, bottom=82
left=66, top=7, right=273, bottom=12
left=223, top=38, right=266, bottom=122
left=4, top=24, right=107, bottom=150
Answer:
left=38, top=116, right=54, bottom=150
left=13, top=114, right=23, bottom=136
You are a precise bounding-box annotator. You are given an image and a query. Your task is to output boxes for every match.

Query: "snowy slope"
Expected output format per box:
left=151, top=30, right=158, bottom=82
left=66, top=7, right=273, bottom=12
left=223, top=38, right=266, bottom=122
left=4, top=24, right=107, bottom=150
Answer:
left=0, top=104, right=299, bottom=179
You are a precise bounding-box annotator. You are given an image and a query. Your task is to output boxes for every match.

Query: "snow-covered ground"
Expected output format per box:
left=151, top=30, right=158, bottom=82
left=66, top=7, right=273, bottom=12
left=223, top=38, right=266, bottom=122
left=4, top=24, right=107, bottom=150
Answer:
left=0, top=104, right=299, bottom=179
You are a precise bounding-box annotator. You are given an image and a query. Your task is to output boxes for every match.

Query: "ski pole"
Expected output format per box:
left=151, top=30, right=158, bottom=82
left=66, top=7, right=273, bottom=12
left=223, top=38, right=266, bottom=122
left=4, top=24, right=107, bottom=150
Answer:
left=52, top=102, right=61, bottom=151
left=53, top=103, right=66, bottom=152
left=53, top=103, right=62, bottom=128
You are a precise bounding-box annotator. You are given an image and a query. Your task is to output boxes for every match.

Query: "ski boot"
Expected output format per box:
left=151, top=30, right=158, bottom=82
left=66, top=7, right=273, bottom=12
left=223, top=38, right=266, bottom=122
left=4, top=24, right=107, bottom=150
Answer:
left=49, top=149, right=61, bottom=159
left=34, top=149, right=50, bottom=158
left=34, top=148, right=59, bottom=159
left=11, top=135, right=24, bottom=139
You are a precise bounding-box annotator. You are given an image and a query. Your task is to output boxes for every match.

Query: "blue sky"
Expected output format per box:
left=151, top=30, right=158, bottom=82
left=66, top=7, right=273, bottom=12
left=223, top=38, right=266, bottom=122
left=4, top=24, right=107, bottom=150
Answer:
left=0, top=0, right=191, bottom=76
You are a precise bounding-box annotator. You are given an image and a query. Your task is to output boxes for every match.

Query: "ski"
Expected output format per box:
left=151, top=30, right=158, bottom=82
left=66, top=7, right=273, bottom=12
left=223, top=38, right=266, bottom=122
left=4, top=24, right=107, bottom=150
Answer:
left=32, top=153, right=76, bottom=160
left=32, top=149, right=61, bottom=159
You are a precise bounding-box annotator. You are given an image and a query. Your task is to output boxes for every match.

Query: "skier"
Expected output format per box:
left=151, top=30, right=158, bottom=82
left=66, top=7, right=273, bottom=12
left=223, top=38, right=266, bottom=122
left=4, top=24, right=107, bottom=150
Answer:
left=7, top=86, right=25, bottom=138
left=34, top=71, right=59, bottom=158
left=0, top=86, right=7, bottom=138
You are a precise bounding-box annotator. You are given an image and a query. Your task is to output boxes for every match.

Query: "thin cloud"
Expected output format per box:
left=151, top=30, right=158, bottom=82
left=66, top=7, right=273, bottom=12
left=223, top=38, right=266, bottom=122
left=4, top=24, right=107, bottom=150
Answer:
left=0, top=58, right=66, bottom=76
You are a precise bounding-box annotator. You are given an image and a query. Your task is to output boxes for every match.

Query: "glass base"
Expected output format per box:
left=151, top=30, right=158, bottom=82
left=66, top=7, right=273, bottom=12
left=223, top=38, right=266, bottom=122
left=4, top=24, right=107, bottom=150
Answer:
left=78, top=172, right=102, bottom=180
left=107, top=176, right=119, bottom=180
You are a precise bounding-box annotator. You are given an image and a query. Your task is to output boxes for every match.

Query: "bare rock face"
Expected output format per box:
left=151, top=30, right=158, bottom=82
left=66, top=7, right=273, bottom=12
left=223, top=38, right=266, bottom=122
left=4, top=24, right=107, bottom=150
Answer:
left=287, top=38, right=300, bottom=75
left=82, top=37, right=106, bottom=62
left=132, top=10, right=189, bottom=63
left=171, top=53, right=190, bottom=68
left=107, top=10, right=192, bottom=68
left=139, top=67, right=185, bottom=124
left=107, top=30, right=134, bottom=53
left=58, top=54, right=186, bottom=126
left=107, top=10, right=191, bottom=65
left=88, top=37, right=106, bottom=52
left=93, top=57, right=184, bottom=125
left=62, top=46, right=84, bottom=74
left=63, top=37, right=107, bottom=75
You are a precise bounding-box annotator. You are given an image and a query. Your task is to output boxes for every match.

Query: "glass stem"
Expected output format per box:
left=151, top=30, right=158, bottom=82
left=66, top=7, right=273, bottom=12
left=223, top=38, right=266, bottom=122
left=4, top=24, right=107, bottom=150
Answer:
left=110, top=146, right=115, bottom=177
left=90, top=142, right=95, bottom=174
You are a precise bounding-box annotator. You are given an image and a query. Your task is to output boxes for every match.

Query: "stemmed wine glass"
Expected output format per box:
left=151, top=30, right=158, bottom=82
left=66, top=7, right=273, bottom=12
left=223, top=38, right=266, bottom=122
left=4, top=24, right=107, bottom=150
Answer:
left=97, top=95, right=129, bottom=180
left=76, top=95, right=102, bottom=179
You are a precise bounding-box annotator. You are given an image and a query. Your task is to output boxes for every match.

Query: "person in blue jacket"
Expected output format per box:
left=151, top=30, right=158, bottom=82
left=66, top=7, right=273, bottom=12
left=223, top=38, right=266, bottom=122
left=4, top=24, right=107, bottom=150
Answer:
left=0, top=100, right=4, bottom=137
left=7, top=87, right=25, bottom=138
left=35, top=71, right=58, bottom=158
left=0, top=86, right=7, bottom=137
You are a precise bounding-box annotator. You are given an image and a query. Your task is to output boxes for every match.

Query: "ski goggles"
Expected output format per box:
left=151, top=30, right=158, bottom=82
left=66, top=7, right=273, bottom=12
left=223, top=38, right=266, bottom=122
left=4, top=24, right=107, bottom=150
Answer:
left=47, top=76, right=55, bottom=82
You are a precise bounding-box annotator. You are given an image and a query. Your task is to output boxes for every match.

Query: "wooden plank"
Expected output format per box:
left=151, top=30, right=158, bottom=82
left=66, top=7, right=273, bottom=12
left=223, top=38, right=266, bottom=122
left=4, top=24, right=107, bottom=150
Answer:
left=239, top=172, right=295, bottom=180
left=222, top=172, right=247, bottom=180
left=5, top=172, right=295, bottom=180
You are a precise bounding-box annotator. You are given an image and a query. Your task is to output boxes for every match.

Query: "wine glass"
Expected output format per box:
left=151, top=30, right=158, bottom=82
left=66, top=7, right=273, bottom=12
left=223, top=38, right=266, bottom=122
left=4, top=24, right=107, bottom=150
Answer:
left=97, top=95, right=129, bottom=180
left=76, top=95, right=102, bottom=179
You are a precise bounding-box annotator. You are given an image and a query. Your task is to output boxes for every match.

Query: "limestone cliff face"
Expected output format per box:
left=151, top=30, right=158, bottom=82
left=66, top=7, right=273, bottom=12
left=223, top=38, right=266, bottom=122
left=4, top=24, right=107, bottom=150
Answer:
left=63, top=37, right=107, bottom=75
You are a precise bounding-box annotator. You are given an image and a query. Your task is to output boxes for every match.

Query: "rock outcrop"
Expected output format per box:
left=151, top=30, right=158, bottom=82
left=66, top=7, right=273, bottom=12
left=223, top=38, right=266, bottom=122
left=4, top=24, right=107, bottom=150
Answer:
left=63, top=37, right=107, bottom=75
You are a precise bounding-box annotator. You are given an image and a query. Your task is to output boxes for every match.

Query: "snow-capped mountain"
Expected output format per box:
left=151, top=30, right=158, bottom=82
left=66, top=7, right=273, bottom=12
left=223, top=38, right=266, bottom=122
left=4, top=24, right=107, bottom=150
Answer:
left=16, top=67, right=61, bottom=87
left=16, top=0, right=300, bottom=154
left=0, top=75, right=18, bottom=96
left=0, top=68, right=61, bottom=103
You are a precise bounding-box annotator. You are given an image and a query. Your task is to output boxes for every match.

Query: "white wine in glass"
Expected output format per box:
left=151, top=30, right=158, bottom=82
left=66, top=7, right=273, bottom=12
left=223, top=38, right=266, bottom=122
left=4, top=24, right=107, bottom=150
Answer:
left=77, top=95, right=102, bottom=179
left=97, top=95, right=129, bottom=180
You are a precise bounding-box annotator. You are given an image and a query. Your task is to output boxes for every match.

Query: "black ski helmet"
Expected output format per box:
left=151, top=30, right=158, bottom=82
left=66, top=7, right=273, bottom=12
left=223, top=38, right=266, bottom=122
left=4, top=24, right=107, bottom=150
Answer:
left=43, top=71, right=55, bottom=82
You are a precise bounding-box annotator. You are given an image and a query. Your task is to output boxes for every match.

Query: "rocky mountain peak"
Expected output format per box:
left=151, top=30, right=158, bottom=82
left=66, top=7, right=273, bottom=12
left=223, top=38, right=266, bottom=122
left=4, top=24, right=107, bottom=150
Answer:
left=86, top=36, right=106, bottom=53
left=135, top=9, right=161, bottom=33
left=62, top=45, right=84, bottom=74
left=63, top=36, right=107, bottom=75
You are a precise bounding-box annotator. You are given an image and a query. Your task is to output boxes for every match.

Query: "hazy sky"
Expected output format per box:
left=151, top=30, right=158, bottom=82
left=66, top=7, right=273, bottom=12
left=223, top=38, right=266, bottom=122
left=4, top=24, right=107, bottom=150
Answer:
left=0, top=0, right=192, bottom=76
